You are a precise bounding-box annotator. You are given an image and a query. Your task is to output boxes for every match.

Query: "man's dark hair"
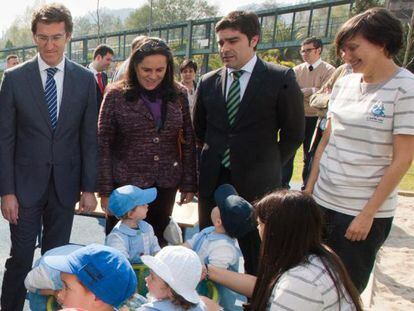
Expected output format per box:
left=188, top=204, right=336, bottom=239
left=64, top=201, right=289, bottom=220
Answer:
left=179, top=59, right=197, bottom=73
left=215, top=11, right=261, bottom=45
left=31, top=3, right=73, bottom=34
left=6, top=54, right=18, bottom=62
left=302, top=37, right=323, bottom=52
left=93, top=44, right=114, bottom=59
left=335, top=7, right=402, bottom=58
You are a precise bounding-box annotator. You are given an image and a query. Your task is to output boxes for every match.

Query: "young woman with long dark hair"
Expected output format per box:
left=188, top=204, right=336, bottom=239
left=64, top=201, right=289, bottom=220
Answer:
left=207, top=190, right=362, bottom=310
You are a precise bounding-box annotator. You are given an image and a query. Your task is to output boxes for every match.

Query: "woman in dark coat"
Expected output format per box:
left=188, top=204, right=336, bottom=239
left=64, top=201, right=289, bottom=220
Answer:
left=98, top=38, right=197, bottom=244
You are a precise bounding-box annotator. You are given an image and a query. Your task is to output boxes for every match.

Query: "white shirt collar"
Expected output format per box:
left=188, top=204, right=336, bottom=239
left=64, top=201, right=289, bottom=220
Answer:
left=38, top=53, right=65, bottom=73
left=88, top=63, right=99, bottom=75
left=306, top=58, right=322, bottom=70
left=227, top=54, right=257, bottom=76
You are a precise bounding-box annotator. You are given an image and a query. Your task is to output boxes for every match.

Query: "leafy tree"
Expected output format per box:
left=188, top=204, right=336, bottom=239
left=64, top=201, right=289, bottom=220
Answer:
left=125, top=0, right=218, bottom=30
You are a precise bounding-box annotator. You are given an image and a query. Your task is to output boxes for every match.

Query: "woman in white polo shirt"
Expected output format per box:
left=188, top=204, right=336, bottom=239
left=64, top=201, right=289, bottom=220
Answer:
left=305, top=8, right=414, bottom=293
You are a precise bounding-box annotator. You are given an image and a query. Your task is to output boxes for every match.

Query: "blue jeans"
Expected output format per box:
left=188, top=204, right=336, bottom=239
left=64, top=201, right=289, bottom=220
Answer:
left=319, top=206, right=393, bottom=293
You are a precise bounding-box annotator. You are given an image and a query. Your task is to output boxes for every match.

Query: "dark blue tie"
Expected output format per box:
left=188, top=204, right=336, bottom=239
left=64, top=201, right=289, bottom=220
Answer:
left=45, top=67, right=58, bottom=130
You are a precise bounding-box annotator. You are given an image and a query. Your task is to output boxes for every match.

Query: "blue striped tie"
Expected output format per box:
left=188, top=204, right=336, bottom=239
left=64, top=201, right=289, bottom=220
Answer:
left=222, top=70, right=244, bottom=168
left=45, top=67, right=58, bottom=130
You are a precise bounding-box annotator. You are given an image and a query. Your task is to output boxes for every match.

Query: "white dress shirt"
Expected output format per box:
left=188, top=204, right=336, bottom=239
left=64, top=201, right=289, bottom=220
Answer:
left=225, top=54, right=257, bottom=101
left=306, top=57, right=322, bottom=70
left=38, top=54, right=65, bottom=118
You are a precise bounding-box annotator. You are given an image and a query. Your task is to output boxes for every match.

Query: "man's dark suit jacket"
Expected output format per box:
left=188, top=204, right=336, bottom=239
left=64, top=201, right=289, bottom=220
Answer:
left=0, top=56, right=98, bottom=208
left=193, top=58, right=304, bottom=201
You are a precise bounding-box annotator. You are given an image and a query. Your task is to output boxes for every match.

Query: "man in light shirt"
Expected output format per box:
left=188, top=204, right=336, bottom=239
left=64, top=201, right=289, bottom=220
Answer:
left=282, top=37, right=335, bottom=190
left=0, top=4, right=97, bottom=310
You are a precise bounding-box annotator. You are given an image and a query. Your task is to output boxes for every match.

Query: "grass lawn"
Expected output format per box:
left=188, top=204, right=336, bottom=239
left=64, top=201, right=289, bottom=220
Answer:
left=292, top=147, right=414, bottom=192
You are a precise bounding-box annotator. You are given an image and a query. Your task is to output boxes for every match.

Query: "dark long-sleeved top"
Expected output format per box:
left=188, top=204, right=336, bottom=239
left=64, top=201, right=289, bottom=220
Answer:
left=98, top=86, right=197, bottom=196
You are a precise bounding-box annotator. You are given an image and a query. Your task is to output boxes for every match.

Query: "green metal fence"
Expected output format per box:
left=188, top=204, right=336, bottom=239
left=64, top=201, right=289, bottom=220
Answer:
left=0, top=0, right=352, bottom=73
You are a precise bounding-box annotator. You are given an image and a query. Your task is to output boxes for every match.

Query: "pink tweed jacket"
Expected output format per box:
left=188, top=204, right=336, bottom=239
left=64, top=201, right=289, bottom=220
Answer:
left=97, top=87, right=197, bottom=196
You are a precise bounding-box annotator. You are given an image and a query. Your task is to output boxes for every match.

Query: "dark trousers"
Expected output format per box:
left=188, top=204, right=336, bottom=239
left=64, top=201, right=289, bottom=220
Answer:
left=320, top=206, right=393, bottom=293
left=105, top=187, right=177, bottom=246
left=1, top=179, right=75, bottom=311
left=282, top=116, right=318, bottom=189
left=198, top=166, right=261, bottom=276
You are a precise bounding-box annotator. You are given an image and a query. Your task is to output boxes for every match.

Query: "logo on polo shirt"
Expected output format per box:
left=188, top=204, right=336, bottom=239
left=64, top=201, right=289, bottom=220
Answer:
left=367, top=103, right=385, bottom=123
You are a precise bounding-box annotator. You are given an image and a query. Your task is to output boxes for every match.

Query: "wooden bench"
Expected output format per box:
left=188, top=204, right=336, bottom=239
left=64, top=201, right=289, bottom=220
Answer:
left=77, top=193, right=199, bottom=228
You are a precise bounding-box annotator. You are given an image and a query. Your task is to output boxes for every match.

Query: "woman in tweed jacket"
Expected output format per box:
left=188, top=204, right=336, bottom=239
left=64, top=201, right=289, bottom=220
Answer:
left=98, top=38, right=197, bottom=244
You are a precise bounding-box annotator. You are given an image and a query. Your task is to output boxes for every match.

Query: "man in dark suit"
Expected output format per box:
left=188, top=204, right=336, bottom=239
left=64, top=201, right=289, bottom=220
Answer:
left=193, top=11, right=304, bottom=275
left=88, top=44, right=114, bottom=112
left=0, top=4, right=98, bottom=310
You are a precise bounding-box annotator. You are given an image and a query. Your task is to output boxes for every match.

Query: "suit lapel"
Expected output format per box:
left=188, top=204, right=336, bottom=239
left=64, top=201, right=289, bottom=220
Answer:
left=234, top=58, right=266, bottom=125
left=55, top=58, right=74, bottom=135
left=26, top=56, right=53, bottom=133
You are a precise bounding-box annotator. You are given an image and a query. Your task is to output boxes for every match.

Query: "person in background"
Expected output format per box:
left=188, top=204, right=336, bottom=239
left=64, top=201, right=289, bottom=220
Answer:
left=193, top=10, right=304, bottom=275
left=307, top=62, right=353, bottom=163
left=282, top=37, right=335, bottom=190
left=179, top=59, right=198, bottom=116
left=105, top=185, right=161, bottom=263
left=44, top=244, right=137, bottom=311
left=98, top=37, right=197, bottom=245
left=0, top=4, right=98, bottom=310
left=305, top=8, right=414, bottom=292
left=206, top=190, right=362, bottom=311
left=5, top=54, right=19, bottom=69
left=88, top=44, right=114, bottom=112
left=112, top=35, right=148, bottom=82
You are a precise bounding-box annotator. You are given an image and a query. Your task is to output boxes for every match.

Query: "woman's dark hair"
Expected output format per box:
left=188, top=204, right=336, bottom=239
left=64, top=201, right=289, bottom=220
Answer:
left=335, top=7, right=403, bottom=58
left=180, top=59, right=198, bottom=73
left=118, top=37, right=178, bottom=103
left=249, top=190, right=362, bottom=311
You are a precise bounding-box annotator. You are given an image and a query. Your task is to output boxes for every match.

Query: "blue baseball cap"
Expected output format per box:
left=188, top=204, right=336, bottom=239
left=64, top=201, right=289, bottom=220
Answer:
left=214, top=184, right=255, bottom=238
left=44, top=244, right=137, bottom=307
left=108, top=185, right=157, bottom=218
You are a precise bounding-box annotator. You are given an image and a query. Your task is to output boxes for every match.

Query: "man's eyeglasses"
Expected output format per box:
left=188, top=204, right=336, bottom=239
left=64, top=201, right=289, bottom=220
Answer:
left=299, top=48, right=317, bottom=54
left=35, top=33, right=67, bottom=44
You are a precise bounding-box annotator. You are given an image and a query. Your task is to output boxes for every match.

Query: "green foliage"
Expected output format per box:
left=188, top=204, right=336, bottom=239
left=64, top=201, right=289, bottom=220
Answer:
left=125, top=0, right=218, bottom=30
left=352, top=0, right=384, bottom=15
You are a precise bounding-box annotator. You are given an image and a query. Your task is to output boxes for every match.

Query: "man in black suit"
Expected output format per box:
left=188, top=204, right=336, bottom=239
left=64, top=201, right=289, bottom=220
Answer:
left=88, top=44, right=114, bottom=112
left=0, top=4, right=97, bottom=310
left=193, top=11, right=304, bottom=275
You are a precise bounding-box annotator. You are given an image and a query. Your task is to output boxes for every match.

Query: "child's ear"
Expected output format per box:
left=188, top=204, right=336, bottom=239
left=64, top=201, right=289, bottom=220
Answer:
left=217, top=218, right=222, bottom=226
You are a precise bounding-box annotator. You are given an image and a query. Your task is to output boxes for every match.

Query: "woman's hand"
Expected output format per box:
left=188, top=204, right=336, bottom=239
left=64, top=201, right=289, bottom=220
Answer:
left=178, top=192, right=195, bottom=205
left=345, top=212, right=374, bottom=241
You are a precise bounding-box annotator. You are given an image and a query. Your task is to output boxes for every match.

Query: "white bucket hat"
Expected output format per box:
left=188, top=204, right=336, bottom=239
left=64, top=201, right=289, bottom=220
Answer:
left=141, top=246, right=201, bottom=304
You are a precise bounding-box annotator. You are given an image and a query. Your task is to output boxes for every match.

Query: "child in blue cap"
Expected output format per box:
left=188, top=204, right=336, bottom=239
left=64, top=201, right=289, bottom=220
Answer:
left=25, top=244, right=84, bottom=311
left=184, top=184, right=255, bottom=311
left=105, top=185, right=161, bottom=263
left=44, top=243, right=137, bottom=310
